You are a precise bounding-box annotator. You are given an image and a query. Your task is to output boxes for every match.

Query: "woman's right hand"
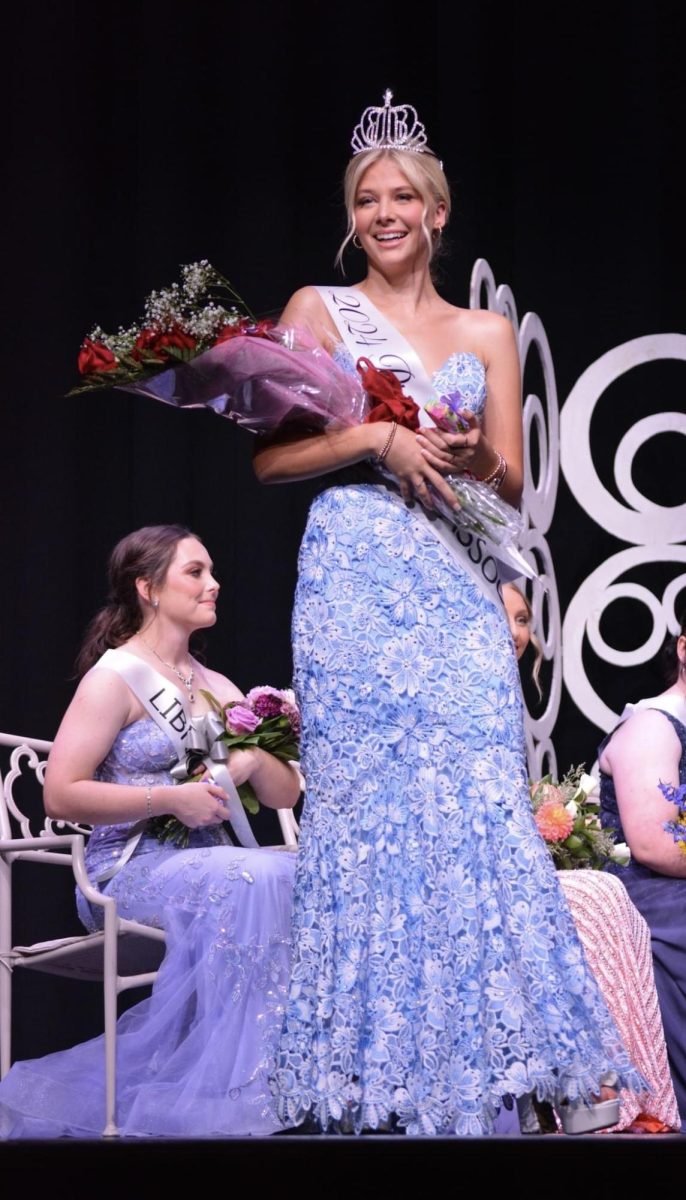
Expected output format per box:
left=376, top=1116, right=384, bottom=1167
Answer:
left=382, top=423, right=460, bottom=510
left=166, top=781, right=230, bottom=829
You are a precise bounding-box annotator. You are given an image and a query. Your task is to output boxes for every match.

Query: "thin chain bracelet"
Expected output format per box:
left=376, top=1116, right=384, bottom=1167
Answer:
left=373, top=420, right=398, bottom=466
left=145, top=786, right=153, bottom=819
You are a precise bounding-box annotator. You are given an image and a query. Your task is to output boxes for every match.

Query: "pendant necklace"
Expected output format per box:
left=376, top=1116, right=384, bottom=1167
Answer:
left=140, top=638, right=195, bottom=702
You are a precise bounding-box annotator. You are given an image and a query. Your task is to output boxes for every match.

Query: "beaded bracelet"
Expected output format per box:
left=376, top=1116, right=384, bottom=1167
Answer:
left=479, top=451, right=507, bottom=489
left=145, top=786, right=153, bottom=819
left=492, top=456, right=508, bottom=491
left=373, top=420, right=398, bottom=466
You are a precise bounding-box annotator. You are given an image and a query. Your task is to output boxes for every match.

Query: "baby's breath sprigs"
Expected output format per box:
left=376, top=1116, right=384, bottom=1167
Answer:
left=70, top=262, right=255, bottom=395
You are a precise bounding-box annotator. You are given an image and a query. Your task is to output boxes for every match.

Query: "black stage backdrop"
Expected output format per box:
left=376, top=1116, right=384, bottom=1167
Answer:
left=1, top=0, right=685, bottom=1057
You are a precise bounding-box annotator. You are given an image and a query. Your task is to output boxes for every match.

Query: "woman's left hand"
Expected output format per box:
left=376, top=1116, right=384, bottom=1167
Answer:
left=228, top=748, right=262, bottom=788
left=202, top=749, right=259, bottom=790
left=416, top=411, right=495, bottom=478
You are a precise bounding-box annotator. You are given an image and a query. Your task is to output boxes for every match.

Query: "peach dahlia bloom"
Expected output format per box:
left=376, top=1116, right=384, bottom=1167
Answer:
left=535, top=799, right=574, bottom=843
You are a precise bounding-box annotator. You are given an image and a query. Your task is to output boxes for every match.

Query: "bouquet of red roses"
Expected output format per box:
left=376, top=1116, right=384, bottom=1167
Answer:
left=71, top=261, right=525, bottom=563
left=69, top=260, right=371, bottom=429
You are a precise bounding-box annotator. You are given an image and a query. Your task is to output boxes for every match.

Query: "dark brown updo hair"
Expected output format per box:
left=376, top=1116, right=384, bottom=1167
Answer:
left=660, top=610, right=686, bottom=686
left=76, top=524, right=200, bottom=676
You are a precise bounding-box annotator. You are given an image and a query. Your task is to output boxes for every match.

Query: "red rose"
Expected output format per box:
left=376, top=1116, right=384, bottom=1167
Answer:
left=213, top=319, right=250, bottom=345
left=357, top=356, right=420, bottom=431
left=77, top=338, right=118, bottom=376
left=213, top=318, right=273, bottom=346
left=132, top=325, right=196, bottom=361
left=245, top=319, right=275, bottom=338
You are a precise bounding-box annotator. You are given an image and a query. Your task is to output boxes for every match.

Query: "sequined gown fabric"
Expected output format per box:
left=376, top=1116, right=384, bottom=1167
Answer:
left=558, top=872, right=679, bottom=1131
left=273, top=351, right=641, bottom=1135
left=0, top=719, right=296, bottom=1138
left=600, top=708, right=686, bottom=1128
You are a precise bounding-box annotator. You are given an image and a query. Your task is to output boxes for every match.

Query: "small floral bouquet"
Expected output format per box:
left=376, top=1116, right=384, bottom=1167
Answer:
left=149, top=685, right=301, bottom=847
left=660, top=781, right=686, bottom=856
left=357, top=368, right=522, bottom=549
left=425, top=387, right=522, bottom=547
left=530, top=765, right=630, bottom=871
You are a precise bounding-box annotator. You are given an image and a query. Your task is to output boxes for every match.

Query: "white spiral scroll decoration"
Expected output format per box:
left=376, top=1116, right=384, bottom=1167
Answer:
left=561, top=334, right=686, bottom=733
left=470, top=258, right=562, bottom=778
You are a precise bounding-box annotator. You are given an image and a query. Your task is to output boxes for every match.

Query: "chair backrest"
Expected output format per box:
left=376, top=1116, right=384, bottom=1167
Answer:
left=0, top=732, right=91, bottom=845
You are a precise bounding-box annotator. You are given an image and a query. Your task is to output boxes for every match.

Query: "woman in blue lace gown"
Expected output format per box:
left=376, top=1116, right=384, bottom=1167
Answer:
left=599, top=618, right=686, bottom=1128
left=0, top=524, right=299, bottom=1138
left=255, top=94, right=639, bottom=1134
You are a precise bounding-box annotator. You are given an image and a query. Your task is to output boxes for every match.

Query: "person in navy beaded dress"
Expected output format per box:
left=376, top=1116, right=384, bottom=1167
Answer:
left=0, top=524, right=299, bottom=1138
left=599, top=617, right=686, bottom=1128
left=255, top=92, right=639, bottom=1135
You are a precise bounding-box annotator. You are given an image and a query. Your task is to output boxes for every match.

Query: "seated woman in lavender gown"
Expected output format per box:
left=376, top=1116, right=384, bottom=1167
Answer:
left=0, top=524, right=299, bottom=1138
left=598, top=613, right=686, bottom=1130
left=504, top=582, right=679, bottom=1133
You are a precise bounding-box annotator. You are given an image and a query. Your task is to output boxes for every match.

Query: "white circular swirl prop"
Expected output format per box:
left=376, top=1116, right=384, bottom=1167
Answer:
left=561, top=334, right=686, bottom=543
left=470, top=258, right=561, bottom=778
left=563, top=546, right=686, bottom=733
left=561, top=334, right=686, bottom=732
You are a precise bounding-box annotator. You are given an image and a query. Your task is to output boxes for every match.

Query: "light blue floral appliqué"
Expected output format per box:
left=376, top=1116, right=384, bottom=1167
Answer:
left=273, top=352, right=641, bottom=1135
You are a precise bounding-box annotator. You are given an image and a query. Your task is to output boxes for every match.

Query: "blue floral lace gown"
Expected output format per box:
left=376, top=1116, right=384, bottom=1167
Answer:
left=273, top=350, right=640, bottom=1135
left=0, top=719, right=296, bottom=1138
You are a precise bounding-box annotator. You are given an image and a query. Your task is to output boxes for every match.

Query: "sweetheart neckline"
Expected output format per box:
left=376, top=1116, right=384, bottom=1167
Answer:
left=333, top=343, right=486, bottom=384
left=430, top=350, right=486, bottom=382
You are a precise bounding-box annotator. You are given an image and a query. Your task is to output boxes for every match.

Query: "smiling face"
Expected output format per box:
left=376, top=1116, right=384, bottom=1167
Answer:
left=145, top=537, right=219, bottom=633
left=503, top=583, right=531, bottom=661
left=353, top=156, right=445, bottom=269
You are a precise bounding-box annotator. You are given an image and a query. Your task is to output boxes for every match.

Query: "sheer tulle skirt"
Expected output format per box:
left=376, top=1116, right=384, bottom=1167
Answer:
left=0, top=838, right=295, bottom=1138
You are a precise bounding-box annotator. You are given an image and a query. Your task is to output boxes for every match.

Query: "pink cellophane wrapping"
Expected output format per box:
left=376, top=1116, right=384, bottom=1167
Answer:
left=119, top=326, right=528, bottom=571
left=558, top=871, right=680, bottom=1132
left=119, top=327, right=369, bottom=432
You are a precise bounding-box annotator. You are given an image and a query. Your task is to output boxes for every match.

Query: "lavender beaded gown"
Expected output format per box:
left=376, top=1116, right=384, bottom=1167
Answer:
left=0, top=719, right=296, bottom=1138
left=273, top=350, right=641, bottom=1135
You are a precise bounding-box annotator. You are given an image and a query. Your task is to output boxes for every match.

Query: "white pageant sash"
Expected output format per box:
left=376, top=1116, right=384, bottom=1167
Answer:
left=93, top=649, right=258, bottom=875
left=619, top=692, right=686, bottom=728
left=316, top=285, right=437, bottom=412
left=315, top=285, right=524, bottom=605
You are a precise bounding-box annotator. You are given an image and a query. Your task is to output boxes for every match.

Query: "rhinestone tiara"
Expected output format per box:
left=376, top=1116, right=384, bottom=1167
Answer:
left=351, top=89, right=431, bottom=157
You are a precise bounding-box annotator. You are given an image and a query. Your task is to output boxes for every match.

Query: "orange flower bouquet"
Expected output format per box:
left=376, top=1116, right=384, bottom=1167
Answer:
left=530, top=765, right=630, bottom=871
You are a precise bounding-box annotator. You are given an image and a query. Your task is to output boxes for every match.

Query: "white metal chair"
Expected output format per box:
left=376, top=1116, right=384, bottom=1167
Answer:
left=0, top=732, right=167, bottom=1136
left=0, top=730, right=300, bottom=1136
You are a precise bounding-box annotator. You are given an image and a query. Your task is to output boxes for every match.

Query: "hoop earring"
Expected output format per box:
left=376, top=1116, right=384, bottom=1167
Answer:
left=352, top=234, right=362, bottom=250
left=432, top=226, right=443, bottom=242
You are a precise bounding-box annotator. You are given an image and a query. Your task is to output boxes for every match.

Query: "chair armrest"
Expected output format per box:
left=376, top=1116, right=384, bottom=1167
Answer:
left=0, top=832, right=113, bottom=912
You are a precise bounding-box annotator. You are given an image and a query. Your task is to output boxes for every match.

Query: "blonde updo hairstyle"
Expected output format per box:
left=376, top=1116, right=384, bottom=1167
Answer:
left=504, top=582, right=544, bottom=701
left=336, top=148, right=451, bottom=270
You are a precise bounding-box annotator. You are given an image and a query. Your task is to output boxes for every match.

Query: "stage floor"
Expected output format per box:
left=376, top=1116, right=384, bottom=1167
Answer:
left=1, top=1132, right=683, bottom=1193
